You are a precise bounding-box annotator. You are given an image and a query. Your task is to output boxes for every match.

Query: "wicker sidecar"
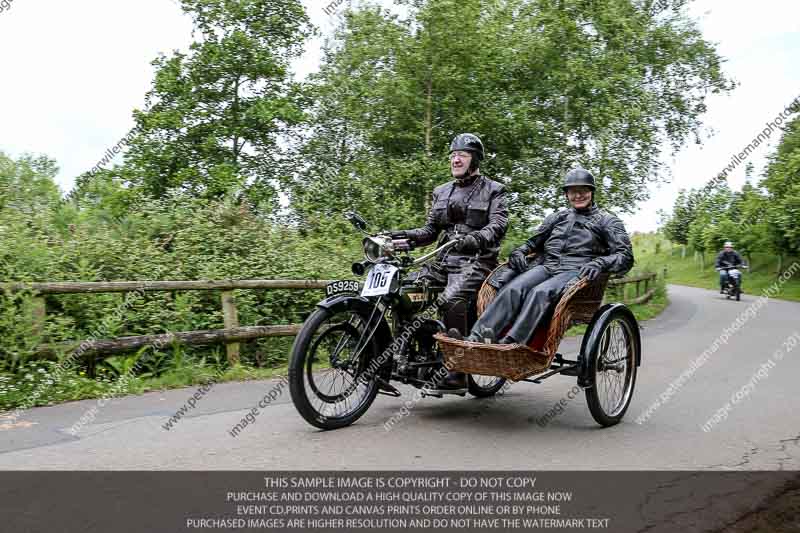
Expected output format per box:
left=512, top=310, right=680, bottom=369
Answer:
left=435, top=267, right=641, bottom=427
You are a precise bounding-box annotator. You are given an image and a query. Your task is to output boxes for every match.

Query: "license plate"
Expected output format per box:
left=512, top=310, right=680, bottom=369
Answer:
left=325, top=280, right=361, bottom=297
left=361, top=264, right=399, bottom=297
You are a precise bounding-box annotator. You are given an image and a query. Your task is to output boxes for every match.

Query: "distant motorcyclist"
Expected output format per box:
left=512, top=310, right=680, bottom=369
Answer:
left=714, top=241, right=745, bottom=293
left=390, top=133, right=509, bottom=389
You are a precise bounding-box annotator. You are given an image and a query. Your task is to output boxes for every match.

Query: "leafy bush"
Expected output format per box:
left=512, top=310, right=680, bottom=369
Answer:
left=0, top=360, right=116, bottom=410
left=1, top=161, right=365, bottom=407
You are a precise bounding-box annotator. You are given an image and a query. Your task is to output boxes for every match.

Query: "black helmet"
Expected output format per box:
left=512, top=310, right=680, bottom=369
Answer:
left=449, top=133, right=484, bottom=161
left=562, top=168, right=596, bottom=191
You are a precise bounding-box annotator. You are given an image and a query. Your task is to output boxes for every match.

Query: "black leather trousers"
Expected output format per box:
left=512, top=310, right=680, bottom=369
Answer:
left=429, top=259, right=494, bottom=336
left=470, top=265, right=578, bottom=344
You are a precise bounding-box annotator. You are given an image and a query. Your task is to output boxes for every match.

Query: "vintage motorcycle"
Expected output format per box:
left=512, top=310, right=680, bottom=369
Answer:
left=288, top=212, right=506, bottom=430
left=289, top=212, right=641, bottom=431
left=717, top=263, right=748, bottom=301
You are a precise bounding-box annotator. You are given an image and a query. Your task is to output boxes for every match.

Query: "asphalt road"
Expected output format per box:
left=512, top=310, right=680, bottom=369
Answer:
left=2, top=284, right=799, bottom=471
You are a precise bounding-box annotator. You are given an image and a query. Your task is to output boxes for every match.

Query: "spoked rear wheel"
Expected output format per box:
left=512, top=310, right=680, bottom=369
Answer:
left=467, top=375, right=507, bottom=398
left=289, top=307, right=381, bottom=430
left=584, top=307, right=639, bottom=427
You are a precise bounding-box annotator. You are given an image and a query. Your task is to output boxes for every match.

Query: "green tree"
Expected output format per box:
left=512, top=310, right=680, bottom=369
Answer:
left=761, top=115, right=800, bottom=273
left=287, top=0, right=733, bottom=230
left=662, top=188, right=703, bottom=256
left=726, top=181, right=768, bottom=268
left=680, top=182, right=730, bottom=268
left=116, top=0, right=312, bottom=210
left=0, top=152, right=62, bottom=215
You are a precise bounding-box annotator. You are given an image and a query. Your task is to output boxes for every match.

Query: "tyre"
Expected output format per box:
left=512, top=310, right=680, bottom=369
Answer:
left=584, top=307, right=639, bottom=427
left=467, top=374, right=507, bottom=398
left=289, top=306, right=382, bottom=430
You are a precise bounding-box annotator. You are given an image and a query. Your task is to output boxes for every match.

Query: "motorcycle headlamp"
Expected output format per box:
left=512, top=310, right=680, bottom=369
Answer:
left=363, top=236, right=392, bottom=262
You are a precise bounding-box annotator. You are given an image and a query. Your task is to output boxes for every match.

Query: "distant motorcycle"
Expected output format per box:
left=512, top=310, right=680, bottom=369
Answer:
left=716, top=263, right=748, bottom=301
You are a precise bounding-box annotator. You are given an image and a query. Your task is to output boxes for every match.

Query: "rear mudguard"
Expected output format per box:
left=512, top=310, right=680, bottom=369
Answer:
left=577, top=303, right=641, bottom=388
left=315, top=295, right=395, bottom=376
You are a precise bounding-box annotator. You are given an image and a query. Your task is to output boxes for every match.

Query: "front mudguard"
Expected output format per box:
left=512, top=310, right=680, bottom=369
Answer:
left=577, top=303, right=641, bottom=388
left=315, top=295, right=395, bottom=377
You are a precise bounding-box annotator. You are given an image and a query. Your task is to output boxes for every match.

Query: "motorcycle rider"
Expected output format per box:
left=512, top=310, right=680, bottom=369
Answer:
left=714, top=241, right=745, bottom=293
left=391, top=133, right=509, bottom=389
left=460, top=168, right=633, bottom=345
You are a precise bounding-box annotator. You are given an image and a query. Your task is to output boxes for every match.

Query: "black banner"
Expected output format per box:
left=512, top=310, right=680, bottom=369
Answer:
left=1, top=471, right=798, bottom=532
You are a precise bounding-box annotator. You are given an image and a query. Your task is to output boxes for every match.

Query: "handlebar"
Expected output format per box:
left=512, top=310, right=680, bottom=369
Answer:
left=412, top=239, right=459, bottom=266
left=391, top=238, right=414, bottom=252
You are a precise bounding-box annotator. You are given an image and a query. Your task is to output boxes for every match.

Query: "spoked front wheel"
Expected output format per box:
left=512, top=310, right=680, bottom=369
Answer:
left=467, top=375, right=507, bottom=398
left=289, top=306, right=382, bottom=430
left=584, top=307, right=639, bottom=427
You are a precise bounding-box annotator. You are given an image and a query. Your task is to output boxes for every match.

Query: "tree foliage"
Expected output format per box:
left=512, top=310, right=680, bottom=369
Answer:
left=661, top=115, right=800, bottom=272
left=762, top=115, right=800, bottom=260
left=286, top=0, right=732, bottom=230
left=99, top=0, right=312, bottom=210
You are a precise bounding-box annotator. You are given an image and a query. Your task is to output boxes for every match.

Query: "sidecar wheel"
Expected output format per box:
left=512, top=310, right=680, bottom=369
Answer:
left=289, top=307, right=381, bottom=430
left=467, top=375, right=507, bottom=398
left=584, top=307, right=639, bottom=427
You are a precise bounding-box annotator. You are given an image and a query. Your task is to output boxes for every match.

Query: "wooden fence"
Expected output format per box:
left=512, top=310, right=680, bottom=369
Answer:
left=4, top=272, right=659, bottom=368
left=4, top=280, right=329, bottom=371
left=607, top=272, right=658, bottom=305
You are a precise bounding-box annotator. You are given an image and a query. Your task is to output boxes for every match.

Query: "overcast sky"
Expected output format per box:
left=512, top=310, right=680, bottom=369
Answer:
left=0, top=0, right=798, bottom=232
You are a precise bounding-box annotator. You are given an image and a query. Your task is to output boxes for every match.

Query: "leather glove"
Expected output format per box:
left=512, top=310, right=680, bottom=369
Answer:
left=389, top=230, right=408, bottom=240
left=454, top=233, right=480, bottom=253
left=509, top=249, right=528, bottom=273
left=579, top=262, right=601, bottom=281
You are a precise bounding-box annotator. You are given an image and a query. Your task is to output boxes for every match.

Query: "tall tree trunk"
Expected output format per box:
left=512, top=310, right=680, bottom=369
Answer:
left=560, top=95, right=569, bottom=176
left=232, top=76, right=242, bottom=162
left=424, top=75, right=432, bottom=158
left=423, top=71, right=433, bottom=212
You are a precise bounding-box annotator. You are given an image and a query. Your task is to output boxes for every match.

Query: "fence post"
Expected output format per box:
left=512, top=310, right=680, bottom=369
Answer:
left=32, top=296, right=46, bottom=338
left=221, top=290, right=240, bottom=365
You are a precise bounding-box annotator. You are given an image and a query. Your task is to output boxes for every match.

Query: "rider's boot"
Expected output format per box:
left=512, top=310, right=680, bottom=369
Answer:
left=447, top=328, right=463, bottom=340
left=478, top=327, right=496, bottom=344
left=464, top=327, right=497, bottom=344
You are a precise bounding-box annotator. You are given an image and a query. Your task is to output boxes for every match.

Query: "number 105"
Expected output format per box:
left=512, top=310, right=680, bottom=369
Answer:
left=368, top=271, right=389, bottom=288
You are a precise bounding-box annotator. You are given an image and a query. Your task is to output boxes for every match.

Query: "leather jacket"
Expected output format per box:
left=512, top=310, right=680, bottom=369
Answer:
left=514, top=204, right=634, bottom=275
left=406, top=174, right=509, bottom=264
left=715, top=250, right=744, bottom=268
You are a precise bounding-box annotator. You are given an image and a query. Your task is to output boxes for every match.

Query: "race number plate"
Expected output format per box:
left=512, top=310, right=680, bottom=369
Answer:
left=325, top=280, right=361, bottom=297
left=361, top=264, right=399, bottom=297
